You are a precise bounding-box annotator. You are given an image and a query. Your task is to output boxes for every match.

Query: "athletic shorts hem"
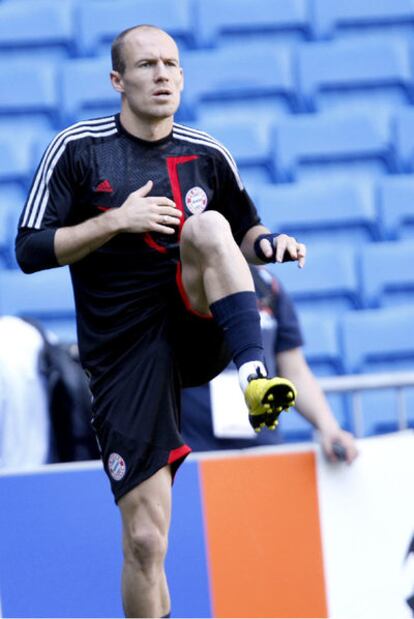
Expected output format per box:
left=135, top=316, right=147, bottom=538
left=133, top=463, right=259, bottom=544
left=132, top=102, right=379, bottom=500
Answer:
left=114, top=443, right=192, bottom=504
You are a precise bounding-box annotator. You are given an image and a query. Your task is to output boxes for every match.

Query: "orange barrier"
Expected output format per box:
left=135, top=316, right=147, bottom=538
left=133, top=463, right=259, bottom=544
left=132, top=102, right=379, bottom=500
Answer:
left=201, top=451, right=328, bottom=618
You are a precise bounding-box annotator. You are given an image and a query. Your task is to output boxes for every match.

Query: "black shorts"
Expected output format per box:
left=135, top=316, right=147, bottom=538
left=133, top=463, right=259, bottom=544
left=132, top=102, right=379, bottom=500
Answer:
left=90, top=277, right=231, bottom=503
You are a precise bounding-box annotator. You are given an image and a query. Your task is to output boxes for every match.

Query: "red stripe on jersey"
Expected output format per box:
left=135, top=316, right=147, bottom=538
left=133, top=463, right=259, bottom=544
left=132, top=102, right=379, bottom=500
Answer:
left=143, top=232, right=168, bottom=253
left=166, top=155, right=198, bottom=238
left=144, top=155, right=198, bottom=253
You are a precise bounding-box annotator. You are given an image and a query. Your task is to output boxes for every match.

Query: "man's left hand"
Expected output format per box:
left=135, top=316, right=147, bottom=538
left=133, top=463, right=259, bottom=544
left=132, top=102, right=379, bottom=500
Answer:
left=255, top=233, right=306, bottom=268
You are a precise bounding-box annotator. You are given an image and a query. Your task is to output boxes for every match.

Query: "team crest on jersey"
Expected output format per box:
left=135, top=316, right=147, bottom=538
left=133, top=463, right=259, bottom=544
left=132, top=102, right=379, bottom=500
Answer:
left=185, top=186, right=208, bottom=214
left=108, top=452, right=126, bottom=481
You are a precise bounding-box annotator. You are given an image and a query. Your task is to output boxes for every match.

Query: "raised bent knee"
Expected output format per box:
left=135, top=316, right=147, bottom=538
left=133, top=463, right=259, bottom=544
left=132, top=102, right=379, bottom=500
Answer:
left=182, top=210, right=233, bottom=253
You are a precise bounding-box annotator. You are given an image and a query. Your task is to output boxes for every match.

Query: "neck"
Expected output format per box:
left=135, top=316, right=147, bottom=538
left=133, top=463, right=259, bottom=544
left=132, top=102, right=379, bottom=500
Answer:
left=120, top=108, right=173, bottom=141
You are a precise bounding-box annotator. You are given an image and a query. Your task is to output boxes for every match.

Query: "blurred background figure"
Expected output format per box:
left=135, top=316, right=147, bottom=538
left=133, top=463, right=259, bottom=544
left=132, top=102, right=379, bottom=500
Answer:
left=0, top=315, right=98, bottom=469
left=182, top=265, right=358, bottom=463
left=0, top=316, right=49, bottom=468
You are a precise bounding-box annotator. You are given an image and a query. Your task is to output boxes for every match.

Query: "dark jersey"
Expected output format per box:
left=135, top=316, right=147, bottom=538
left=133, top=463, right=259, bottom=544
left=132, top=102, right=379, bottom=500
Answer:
left=181, top=267, right=304, bottom=451
left=16, top=114, right=260, bottom=374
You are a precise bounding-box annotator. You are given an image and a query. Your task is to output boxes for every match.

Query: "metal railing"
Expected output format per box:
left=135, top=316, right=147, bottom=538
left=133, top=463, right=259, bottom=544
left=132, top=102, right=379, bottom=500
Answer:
left=319, top=371, right=414, bottom=438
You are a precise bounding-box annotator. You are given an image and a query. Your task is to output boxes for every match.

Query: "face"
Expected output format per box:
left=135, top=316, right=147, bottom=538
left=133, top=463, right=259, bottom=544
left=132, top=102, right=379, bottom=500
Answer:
left=111, top=28, right=184, bottom=122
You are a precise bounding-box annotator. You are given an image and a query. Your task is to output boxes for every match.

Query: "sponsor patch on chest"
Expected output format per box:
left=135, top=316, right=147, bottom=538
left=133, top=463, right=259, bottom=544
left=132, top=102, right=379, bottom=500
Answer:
left=185, top=186, right=208, bottom=214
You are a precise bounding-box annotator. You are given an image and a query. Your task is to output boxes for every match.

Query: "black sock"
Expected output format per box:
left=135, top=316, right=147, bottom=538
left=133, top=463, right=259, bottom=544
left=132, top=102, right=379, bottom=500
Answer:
left=209, top=291, right=265, bottom=369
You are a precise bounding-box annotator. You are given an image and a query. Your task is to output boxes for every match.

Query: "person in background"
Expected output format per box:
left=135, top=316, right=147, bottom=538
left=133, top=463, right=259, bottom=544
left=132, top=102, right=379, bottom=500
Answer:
left=182, top=266, right=358, bottom=464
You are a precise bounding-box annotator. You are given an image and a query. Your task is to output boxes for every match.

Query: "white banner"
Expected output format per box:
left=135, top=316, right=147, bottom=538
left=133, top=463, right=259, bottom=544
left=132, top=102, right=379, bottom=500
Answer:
left=317, top=431, right=414, bottom=619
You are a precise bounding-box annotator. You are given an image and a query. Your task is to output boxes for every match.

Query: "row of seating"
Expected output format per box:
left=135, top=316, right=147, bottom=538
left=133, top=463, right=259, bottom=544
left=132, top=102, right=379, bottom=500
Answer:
left=2, top=173, right=413, bottom=260
left=278, top=384, right=414, bottom=441
left=0, top=263, right=413, bottom=375
left=3, top=105, right=414, bottom=188
left=268, top=240, right=414, bottom=313
left=2, top=0, right=414, bottom=56
left=2, top=34, right=414, bottom=126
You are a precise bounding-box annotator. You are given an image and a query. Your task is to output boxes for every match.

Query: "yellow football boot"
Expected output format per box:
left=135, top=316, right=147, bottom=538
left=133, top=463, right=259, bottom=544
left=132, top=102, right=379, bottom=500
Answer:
left=244, top=372, right=297, bottom=432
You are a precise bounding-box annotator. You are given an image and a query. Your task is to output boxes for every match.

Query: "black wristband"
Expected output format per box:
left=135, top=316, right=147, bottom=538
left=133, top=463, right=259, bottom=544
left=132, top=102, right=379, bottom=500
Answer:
left=254, top=233, right=296, bottom=264
left=254, top=233, right=278, bottom=262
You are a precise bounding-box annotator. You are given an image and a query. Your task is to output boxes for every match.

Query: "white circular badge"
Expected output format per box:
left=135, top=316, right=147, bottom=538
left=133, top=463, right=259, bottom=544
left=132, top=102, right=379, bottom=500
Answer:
left=108, top=452, right=126, bottom=481
left=185, top=186, right=208, bottom=214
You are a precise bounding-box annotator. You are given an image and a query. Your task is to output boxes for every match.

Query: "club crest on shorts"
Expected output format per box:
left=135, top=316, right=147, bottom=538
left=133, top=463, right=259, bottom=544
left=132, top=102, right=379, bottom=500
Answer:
left=108, top=452, right=126, bottom=481
left=185, top=186, right=208, bottom=214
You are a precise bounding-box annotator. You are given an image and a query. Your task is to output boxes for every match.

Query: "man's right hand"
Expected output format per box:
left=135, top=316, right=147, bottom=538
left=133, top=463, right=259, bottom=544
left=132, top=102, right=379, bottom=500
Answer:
left=116, top=180, right=182, bottom=235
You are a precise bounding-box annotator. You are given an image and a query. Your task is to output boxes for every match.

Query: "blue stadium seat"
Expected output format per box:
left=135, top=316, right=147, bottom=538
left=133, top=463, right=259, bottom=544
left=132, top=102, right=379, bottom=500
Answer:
left=267, top=244, right=361, bottom=313
left=298, top=36, right=414, bottom=112
left=0, top=58, right=58, bottom=127
left=394, top=107, right=414, bottom=172
left=0, top=0, right=76, bottom=59
left=271, top=107, right=397, bottom=181
left=379, top=175, right=414, bottom=240
left=194, top=0, right=311, bottom=48
left=299, top=311, right=344, bottom=375
left=180, top=43, right=299, bottom=121
left=0, top=185, right=25, bottom=267
left=358, top=387, right=414, bottom=436
left=312, top=0, right=414, bottom=40
left=60, top=57, right=119, bottom=124
left=77, top=0, right=195, bottom=55
left=194, top=118, right=273, bottom=183
left=277, top=409, right=314, bottom=443
left=0, top=267, right=76, bottom=319
left=254, top=176, right=380, bottom=244
left=0, top=125, right=39, bottom=187
left=341, top=306, right=414, bottom=373
left=360, top=240, right=414, bottom=308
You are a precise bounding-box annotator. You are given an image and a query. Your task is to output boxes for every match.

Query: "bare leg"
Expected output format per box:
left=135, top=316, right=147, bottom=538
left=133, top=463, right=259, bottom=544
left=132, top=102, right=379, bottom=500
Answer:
left=119, top=466, right=172, bottom=618
left=180, top=210, right=254, bottom=313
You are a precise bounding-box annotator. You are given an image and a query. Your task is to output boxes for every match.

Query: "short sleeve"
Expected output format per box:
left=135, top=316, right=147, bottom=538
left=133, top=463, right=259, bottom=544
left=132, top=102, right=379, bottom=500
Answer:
left=273, top=281, right=304, bottom=353
left=212, top=150, right=261, bottom=245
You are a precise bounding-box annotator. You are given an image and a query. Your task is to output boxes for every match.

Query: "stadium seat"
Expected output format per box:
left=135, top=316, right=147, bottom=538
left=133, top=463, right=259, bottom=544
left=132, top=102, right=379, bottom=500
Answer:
left=60, top=57, right=119, bottom=124
left=312, top=0, right=414, bottom=40
left=358, top=387, right=414, bottom=436
left=298, top=36, right=414, bottom=112
left=0, top=267, right=76, bottom=320
left=267, top=244, right=361, bottom=313
left=77, top=0, right=195, bottom=55
left=0, top=0, right=76, bottom=59
left=0, top=125, right=40, bottom=188
left=180, top=43, right=299, bottom=121
left=360, top=240, right=414, bottom=308
left=0, top=185, right=26, bottom=267
left=254, top=176, right=380, bottom=244
left=299, top=311, right=344, bottom=375
left=394, top=107, right=414, bottom=172
left=379, top=175, right=414, bottom=240
left=194, top=0, right=311, bottom=48
left=271, top=107, right=397, bottom=181
left=0, top=58, right=58, bottom=127
left=341, top=306, right=414, bottom=373
left=193, top=118, right=274, bottom=183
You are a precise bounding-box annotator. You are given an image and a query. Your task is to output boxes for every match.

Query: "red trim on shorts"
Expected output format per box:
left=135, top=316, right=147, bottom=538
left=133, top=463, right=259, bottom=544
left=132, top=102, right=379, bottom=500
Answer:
left=176, top=262, right=213, bottom=320
left=168, top=444, right=192, bottom=465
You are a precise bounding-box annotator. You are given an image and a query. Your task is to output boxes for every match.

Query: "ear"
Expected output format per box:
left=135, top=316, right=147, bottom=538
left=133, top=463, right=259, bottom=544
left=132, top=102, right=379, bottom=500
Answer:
left=110, top=70, right=124, bottom=94
left=179, top=67, right=184, bottom=92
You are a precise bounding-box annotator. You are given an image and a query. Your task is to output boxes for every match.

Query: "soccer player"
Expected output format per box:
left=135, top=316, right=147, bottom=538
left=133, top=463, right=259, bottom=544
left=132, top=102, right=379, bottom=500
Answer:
left=182, top=265, right=358, bottom=464
left=16, top=25, right=306, bottom=618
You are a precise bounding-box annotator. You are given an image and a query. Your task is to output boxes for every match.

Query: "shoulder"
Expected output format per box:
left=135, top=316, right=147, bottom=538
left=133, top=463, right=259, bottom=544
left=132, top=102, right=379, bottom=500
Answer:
left=46, top=115, right=118, bottom=158
left=172, top=122, right=243, bottom=188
